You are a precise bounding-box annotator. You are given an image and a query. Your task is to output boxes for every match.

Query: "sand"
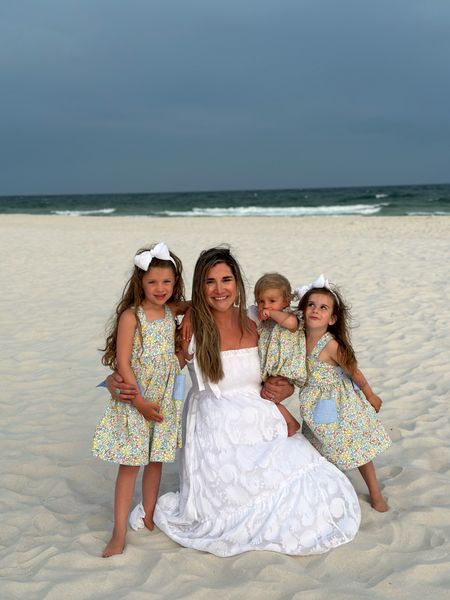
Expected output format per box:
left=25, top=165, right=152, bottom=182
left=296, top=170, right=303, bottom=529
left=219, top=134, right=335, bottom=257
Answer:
left=1, top=214, right=449, bottom=599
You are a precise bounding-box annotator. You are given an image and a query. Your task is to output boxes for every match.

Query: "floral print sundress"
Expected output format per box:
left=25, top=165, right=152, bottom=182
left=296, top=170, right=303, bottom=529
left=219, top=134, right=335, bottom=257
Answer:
left=92, top=305, right=181, bottom=466
left=257, top=309, right=307, bottom=386
left=299, top=333, right=391, bottom=470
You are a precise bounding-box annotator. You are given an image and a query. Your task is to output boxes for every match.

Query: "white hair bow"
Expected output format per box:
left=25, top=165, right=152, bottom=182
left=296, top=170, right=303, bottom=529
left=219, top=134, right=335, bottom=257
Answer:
left=293, top=274, right=334, bottom=301
left=134, top=242, right=176, bottom=271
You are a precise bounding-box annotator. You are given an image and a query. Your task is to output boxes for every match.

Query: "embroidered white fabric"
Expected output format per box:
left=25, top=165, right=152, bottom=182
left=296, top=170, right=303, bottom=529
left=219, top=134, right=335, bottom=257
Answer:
left=153, top=347, right=361, bottom=556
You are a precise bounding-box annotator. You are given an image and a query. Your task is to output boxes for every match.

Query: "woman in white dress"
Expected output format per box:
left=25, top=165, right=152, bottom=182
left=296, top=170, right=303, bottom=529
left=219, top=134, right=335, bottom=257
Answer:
left=148, top=247, right=361, bottom=556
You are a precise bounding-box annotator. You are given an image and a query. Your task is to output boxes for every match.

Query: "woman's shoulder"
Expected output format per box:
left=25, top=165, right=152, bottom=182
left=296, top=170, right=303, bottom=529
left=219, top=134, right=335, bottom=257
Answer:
left=246, top=315, right=258, bottom=336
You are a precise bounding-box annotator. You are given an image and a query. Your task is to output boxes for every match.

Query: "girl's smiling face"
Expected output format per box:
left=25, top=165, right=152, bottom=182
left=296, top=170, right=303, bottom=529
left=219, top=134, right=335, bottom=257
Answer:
left=303, top=292, right=337, bottom=330
left=142, top=266, right=175, bottom=308
left=204, top=262, right=237, bottom=312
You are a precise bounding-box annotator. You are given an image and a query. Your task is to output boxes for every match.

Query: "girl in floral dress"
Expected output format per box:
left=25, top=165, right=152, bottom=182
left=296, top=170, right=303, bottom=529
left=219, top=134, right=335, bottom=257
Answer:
left=253, top=273, right=307, bottom=436
left=92, top=242, right=186, bottom=557
left=297, top=276, right=391, bottom=512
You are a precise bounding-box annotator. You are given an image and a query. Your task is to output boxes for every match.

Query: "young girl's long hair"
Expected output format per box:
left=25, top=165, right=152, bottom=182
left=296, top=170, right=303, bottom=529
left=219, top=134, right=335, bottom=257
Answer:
left=192, top=246, right=250, bottom=383
left=101, top=245, right=184, bottom=369
left=299, top=286, right=357, bottom=373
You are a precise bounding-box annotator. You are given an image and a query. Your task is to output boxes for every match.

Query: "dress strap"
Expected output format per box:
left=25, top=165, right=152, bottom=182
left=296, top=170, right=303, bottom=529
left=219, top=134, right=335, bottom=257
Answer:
left=311, top=332, right=334, bottom=357
left=188, top=336, right=221, bottom=398
left=136, top=304, right=173, bottom=326
left=135, top=306, right=146, bottom=326
left=163, top=303, right=173, bottom=320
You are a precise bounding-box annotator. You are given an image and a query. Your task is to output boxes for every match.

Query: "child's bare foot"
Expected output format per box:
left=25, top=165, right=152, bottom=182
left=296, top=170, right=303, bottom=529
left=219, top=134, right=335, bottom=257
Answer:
left=287, top=418, right=300, bottom=437
left=102, top=531, right=126, bottom=557
left=370, top=494, right=389, bottom=512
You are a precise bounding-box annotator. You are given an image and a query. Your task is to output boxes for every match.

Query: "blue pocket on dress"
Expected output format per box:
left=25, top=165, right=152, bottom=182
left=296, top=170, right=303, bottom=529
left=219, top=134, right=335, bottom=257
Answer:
left=173, top=373, right=186, bottom=401
left=313, top=399, right=338, bottom=424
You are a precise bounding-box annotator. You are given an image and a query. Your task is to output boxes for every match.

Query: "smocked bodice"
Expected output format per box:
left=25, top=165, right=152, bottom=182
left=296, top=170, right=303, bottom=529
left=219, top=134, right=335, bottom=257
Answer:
left=187, top=346, right=262, bottom=396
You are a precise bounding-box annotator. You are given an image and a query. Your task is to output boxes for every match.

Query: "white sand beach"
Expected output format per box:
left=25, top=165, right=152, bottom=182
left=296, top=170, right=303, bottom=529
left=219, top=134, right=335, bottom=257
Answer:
left=1, top=214, right=449, bottom=600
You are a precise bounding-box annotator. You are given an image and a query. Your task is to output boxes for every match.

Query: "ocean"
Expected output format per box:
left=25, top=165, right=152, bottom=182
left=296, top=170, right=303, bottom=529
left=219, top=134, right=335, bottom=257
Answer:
left=1, top=183, right=449, bottom=217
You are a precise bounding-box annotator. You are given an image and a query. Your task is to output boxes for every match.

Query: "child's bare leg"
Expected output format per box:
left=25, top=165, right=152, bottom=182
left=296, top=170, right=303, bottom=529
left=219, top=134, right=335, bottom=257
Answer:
left=142, top=461, right=163, bottom=530
left=358, top=461, right=388, bottom=512
left=277, top=404, right=300, bottom=437
left=103, top=464, right=140, bottom=557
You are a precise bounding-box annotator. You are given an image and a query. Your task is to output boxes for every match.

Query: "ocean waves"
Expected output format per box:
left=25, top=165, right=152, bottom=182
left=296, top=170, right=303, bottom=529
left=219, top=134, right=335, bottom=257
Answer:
left=159, top=203, right=385, bottom=217
left=0, top=184, right=449, bottom=217
left=51, top=208, right=116, bottom=216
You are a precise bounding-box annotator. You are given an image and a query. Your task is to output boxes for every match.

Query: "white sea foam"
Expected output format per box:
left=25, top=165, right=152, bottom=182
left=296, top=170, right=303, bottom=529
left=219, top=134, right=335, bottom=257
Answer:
left=376, top=193, right=388, bottom=199
left=160, top=203, right=384, bottom=217
left=51, top=208, right=116, bottom=216
left=407, top=211, right=448, bottom=216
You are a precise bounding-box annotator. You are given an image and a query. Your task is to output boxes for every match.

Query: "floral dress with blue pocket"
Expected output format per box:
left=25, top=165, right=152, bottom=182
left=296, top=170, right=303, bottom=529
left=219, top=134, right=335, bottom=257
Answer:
left=298, top=333, right=391, bottom=470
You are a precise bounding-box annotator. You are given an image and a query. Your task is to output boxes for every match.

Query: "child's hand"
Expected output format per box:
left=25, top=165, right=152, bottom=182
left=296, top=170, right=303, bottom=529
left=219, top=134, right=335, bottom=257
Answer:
left=179, top=309, right=193, bottom=341
left=258, top=307, right=271, bottom=321
left=366, top=393, right=382, bottom=413
left=137, top=401, right=163, bottom=423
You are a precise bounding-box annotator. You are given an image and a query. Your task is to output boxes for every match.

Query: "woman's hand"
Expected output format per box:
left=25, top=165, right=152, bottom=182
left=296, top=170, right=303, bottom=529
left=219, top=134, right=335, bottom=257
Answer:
left=179, top=336, right=193, bottom=362
left=106, top=372, right=138, bottom=403
left=261, top=376, right=294, bottom=403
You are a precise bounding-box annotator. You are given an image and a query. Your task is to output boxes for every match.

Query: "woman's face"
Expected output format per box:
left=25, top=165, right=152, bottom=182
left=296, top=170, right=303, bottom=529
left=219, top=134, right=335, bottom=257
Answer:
left=204, top=262, right=237, bottom=312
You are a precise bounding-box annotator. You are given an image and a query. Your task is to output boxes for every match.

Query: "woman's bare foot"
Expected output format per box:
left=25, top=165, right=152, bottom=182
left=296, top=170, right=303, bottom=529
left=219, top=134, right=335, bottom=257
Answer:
left=102, top=531, right=126, bottom=557
left=370, top=493, right=389, bottom=512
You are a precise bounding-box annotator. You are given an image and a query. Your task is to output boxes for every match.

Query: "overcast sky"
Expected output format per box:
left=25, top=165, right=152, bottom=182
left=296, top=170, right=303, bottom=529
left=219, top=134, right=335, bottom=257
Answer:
left=1, top=1, right=449, bottom=195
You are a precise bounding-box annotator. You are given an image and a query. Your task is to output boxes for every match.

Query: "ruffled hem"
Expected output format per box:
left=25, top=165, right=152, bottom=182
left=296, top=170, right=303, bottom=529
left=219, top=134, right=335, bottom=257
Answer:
left=326, top=438, right=392, bottom=471
left=154, top=454, right=360, bottom=557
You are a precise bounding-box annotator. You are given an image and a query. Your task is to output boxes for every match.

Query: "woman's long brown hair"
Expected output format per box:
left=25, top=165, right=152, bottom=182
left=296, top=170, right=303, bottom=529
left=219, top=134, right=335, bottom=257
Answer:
left=191, top=246, right=250, bottom=383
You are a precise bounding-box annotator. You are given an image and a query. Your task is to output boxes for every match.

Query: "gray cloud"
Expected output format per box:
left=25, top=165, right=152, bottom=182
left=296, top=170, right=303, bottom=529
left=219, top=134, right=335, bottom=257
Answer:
left=1, top=0, right=449, bottom=194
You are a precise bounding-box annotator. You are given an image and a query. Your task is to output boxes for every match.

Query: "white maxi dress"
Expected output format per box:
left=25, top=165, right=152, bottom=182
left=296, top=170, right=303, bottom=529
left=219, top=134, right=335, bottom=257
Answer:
left=153, top=346, right=361, bottom=557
